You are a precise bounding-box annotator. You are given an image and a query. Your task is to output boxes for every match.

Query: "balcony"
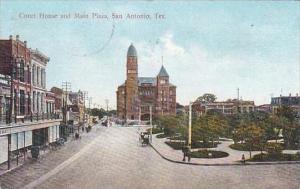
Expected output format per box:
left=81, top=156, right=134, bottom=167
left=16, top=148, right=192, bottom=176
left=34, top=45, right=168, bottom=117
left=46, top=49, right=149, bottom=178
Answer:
left=0, top=113, right=62, bottom=136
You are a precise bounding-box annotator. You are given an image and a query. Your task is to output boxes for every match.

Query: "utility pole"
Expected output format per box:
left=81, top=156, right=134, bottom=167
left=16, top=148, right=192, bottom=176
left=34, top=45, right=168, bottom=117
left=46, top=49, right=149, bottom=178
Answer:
left=9, top=61, right=15, bottom=124
left=105, top=99, right=109, bottom=112
left=188, top=102, right=192, bottom=147
left=150, top=105, right=152, bottom=143
left=82, top=91, right=88, bottom=124
left=88, top=97, right=92, bottom=125
left=105, top=99, right=109, bottom=122
left=237, top=87, right=240, bottom=114
left=61, top=82, right=71, bottom=125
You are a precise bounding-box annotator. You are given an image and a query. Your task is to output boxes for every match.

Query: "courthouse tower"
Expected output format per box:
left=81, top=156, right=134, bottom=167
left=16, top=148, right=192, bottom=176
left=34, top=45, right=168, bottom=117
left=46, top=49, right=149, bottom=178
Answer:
left=125, top=43, right=139, bottom=120
left=116, top=44, right=176, bottom=121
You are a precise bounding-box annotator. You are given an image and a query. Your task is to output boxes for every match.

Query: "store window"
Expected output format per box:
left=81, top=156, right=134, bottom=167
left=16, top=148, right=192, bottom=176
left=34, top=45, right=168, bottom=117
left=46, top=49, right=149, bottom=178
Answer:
left=20, top=90, right=25, bottom=115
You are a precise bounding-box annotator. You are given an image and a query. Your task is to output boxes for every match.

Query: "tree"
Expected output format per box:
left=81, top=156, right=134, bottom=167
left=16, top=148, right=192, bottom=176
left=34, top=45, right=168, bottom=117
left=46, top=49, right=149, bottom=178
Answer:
left=192, top=114, right=228, bottom=147
left=195, top=93, right=217, bottom=103
left=243, top=123, right=265, bottom=158
left=90, top=108, right=106, bottom=119
left=158, top=115, right=181, bottom=138
left=276, top=106, right=300, bottom=148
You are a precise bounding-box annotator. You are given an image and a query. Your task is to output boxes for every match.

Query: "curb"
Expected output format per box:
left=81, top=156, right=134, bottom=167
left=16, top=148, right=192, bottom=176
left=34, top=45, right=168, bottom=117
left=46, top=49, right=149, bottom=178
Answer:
left=150, top=144, right=300, bottom=166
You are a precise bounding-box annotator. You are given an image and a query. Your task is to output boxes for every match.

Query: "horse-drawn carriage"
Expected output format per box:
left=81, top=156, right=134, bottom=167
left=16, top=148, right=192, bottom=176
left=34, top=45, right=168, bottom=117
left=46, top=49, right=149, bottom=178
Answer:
left=140, top=132, right=150, bottom=146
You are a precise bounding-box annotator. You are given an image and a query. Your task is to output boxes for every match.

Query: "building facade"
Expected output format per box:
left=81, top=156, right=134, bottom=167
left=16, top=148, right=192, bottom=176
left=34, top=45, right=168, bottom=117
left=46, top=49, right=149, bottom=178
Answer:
left=191, top=99, right=256, bottom=116
left=0, top=35, right=61, bottom=168
left=271, top=94, right=300, bottom=115
left=116, top=44, right=176, bottom=120
left=68, top=90, right=84, bottom=124
left=31, top=48, right=49, bottom=119
left=0, top=74, right=10, bottom=124
left=0, top=35, right=32, bottom=121
left=50, top=86, right=63, bottom=115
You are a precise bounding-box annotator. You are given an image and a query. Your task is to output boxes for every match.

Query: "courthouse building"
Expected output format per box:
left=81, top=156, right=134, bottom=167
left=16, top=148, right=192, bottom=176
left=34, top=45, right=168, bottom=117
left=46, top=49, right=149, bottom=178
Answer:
left=116, top=44, right=176, bottom=121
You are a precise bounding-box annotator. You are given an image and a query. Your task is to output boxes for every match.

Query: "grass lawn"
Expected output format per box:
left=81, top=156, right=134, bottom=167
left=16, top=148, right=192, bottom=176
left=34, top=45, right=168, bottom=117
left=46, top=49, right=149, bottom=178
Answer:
left=192, top=141, right=219, bottom=148
left=229, top=143, right=261, bottom=151
left=165, top=141, right=185, bottom=150
left=165, top=141, right=220, bottom=150
left=191, top=150, right=229, bottom=158
left=249, top=153, right=300, bottom=162
left=156, top=133, right=168, bottom=138
left=151, top=127, right=164, bottom=134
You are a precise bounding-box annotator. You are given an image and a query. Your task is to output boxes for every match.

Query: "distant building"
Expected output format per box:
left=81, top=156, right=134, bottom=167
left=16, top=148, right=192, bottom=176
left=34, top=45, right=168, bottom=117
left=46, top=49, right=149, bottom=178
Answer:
left=45, top=91, right=56, bottom=116
left=191, top=99, right=255, bottom=116
left=116, top=44, right=176, bottom=120
left=50, top=86, right=63, bottom=114
left=68, top=90, right=84, bottom=123
left=271, top=94, right=300, bottom=115
left=255, top=104, right=271, bottom=113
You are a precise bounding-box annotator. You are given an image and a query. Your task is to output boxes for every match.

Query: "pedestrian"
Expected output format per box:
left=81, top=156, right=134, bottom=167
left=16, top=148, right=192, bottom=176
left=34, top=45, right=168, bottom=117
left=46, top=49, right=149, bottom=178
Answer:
left=241, top=154, right=245, bottom=164
left=182, top=146, right=186, bottom=162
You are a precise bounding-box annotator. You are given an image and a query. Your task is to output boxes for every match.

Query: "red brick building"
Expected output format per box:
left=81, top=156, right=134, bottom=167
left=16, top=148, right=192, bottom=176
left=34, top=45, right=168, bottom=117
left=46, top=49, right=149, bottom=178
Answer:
left=116, top=44, right=176, bottom=120
left=0, top=35, right=32, bottom=120
left=50, top=86, right=63, bottom=114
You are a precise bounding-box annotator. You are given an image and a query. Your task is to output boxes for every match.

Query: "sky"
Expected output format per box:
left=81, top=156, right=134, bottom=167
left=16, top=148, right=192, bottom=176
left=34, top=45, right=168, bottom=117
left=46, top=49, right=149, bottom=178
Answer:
left=0, top=0, right=299, bottom=109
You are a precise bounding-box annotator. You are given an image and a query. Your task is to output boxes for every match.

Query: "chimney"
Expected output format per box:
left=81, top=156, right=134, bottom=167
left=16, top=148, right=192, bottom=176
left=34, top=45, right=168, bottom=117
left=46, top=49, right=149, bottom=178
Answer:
left=16, top=35, right=20, bottom=40
left=9, top=35, right=13, bottom=40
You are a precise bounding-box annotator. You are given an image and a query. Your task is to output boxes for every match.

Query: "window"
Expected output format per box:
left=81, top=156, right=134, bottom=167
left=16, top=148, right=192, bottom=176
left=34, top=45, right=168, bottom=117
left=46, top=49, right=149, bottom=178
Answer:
left=20, top=90, right=25, bottom=115
left=33, top=91, right=36, bottom=112
left=160, top=79, right=165, bottom=84
left=14, top=89, right=17, bottom=114
left=19, top=61, right=25, bottom=82
left=27, top=65, right=30, bottom=83
left=27, top=93, right=31, bottom=114
left=37, top=67, right=40, bottom=86
left=32, top=66, right=35, bottom=85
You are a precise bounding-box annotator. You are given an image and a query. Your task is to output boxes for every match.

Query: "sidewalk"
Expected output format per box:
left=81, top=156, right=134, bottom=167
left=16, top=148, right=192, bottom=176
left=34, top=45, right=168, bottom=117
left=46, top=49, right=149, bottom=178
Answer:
left=0, top=124, right=97, bottom=177
left=151, top=134, right=300, bottom=166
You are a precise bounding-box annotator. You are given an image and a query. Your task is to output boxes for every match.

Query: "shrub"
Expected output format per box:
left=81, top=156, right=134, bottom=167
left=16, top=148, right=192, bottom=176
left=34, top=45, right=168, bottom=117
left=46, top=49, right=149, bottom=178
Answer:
left=149, top=127, right=163, bottom=134
left=266, top=143, right=283, bottom=155
left=156, top=133, right=167, bottom=138
left=191, top=150, right=229, bottom=158
left=229, top=143, right=260, bottom=151
left=250, top=153, right=300, bottom=161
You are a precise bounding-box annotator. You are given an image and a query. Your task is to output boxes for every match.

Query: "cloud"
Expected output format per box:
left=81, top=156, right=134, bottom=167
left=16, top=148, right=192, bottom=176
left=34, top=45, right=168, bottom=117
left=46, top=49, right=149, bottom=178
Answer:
left=160, top=32, right=185, bottom=56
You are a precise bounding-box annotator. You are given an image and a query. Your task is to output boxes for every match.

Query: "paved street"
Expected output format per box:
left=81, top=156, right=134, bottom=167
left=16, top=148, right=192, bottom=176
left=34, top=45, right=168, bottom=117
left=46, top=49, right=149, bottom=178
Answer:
left=1, top=125, right=300, bottom=189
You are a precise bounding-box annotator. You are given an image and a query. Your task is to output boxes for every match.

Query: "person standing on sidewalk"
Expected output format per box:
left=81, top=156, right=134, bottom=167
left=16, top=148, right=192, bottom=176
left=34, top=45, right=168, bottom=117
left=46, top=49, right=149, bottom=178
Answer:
left=241, top=154, right=246, bottom=164
left=182, top=146, right=187, bottom=162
